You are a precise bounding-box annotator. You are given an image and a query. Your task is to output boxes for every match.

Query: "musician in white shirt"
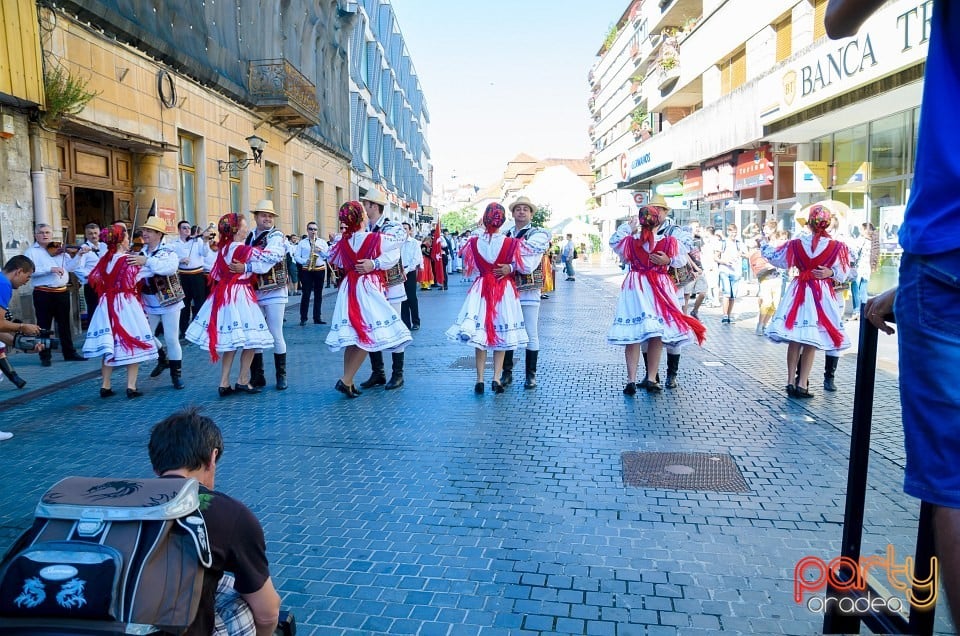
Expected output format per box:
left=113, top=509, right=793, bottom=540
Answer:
left=399, top=222, right=421, bottom=330
left=170, top=221, right=212, bottom=339
left=292, top=222, right=330, bottom=326
left=72, top=223, right=107, bottom=325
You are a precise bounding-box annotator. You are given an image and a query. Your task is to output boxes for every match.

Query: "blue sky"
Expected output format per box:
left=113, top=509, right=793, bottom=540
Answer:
left=389, top=0, right=629, bottom=190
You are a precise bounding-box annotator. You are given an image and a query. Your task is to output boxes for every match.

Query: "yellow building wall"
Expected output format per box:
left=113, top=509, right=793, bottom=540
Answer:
left=46, top=14, right=348, bottom=236
left=0, top=0, right=45, bottom=106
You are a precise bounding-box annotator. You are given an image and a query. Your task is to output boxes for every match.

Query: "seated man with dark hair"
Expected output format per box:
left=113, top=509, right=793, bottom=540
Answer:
left=149, top=407, right=280, bottom=635
left=1, top=256, right=43, bottom=437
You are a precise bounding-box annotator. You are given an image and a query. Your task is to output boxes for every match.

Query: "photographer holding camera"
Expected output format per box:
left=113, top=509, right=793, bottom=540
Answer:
left=0, top=256, right=45, bottom=438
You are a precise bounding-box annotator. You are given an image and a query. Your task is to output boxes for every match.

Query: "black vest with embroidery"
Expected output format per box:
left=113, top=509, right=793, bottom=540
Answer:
left=246, top=229, right=287, bottom=291
left=508, top=226, right=544, bottom=291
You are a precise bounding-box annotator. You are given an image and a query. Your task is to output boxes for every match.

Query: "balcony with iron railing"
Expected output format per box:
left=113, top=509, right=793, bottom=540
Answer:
left=248, top=58, right=321, bottom=128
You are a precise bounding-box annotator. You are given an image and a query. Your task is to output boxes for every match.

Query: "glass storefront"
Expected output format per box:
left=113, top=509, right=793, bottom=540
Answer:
left=809, top=107, right=919, bottom=293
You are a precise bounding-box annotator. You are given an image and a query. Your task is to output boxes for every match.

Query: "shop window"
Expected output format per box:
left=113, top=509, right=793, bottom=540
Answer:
left=775, top=16, right=792, bottom=62
left=834, top=124, right=868, bottom=192
left=178, top=133, right=198, bottom=225
left=335, top=186, right=344, bottom=210
left=869, top=111, right=909, bottom=180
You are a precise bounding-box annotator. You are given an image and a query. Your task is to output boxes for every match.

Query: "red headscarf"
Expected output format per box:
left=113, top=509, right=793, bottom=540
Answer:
left=807, top=204, right=832, bottom=251
left=483, top=203, right=507, bottom=233
left=339, top=201, right=365, bottom=239
left=637, top=205, right=664, bottom=250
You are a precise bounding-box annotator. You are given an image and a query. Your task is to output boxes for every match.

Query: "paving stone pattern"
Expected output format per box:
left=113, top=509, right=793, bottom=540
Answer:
left=0, top=271, right=951, bottom=634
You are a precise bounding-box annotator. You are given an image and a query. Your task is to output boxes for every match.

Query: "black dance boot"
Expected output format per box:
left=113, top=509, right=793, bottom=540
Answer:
left=385, top=352, right=404, bottom=390
left=169, top=359, right=185, bottom=390
left=0, top=357, right=26, bottom=389
left=500, top=350, right=514, bottom=386
left=275, top=353, right=288, bottom=390
left=523, top=350, right=538, bottom=389
left=639, top=351, right=660, bottom=388
left=824, top=356, right=838, bottom=392
left=665, top=354, right=680, bottom=389
left=359, top=351, right=387, bottom=388
left=250, top=353, right=267, bottom=388
left=150, top=347, right=168, bottom=378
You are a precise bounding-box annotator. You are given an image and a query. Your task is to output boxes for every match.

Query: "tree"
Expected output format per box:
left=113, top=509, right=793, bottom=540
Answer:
left=440, top=206, right=478, bottom=234
left=532, top=204, right=552, bottom=229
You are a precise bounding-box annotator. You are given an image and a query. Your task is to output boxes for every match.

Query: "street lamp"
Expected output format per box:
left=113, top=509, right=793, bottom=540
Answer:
left=217, top=134, right=267, bottom=173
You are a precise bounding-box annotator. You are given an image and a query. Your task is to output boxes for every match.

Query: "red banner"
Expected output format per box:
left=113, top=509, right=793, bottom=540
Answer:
left=734, top=148, right=773, bottom=190
left=683, top=168, right=703, bottom=199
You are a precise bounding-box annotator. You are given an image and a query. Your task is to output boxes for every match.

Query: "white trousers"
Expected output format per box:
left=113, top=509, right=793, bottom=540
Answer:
left=520, top=303, right=540, bottom=351
left=148, top=312, right=182, bottom=361
left=259, top=304, right=286, bottom=355
left=389, top=301, right=409, bottom=353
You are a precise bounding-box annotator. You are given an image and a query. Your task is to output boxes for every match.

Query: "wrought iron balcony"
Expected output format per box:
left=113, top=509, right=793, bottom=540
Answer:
left=248, top=58, right=320, bottom=128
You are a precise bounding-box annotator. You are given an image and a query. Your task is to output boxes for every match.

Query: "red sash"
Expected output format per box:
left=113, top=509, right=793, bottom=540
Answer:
left=783, top=239, right=845, bottom=348
left=206, top=244, right=256, bottom=361
left=330, top=234, right=386, bottom=346
left=89, top=254, right=152, bottom=356
left=469, top=237, right=519, bottom=345
left=617, top=235, right=706, bottom=345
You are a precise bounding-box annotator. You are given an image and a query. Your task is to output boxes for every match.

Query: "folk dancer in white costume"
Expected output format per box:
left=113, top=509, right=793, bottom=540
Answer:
left=446, top=203, right=529, bottom=394
left=608, top=205, right=706, bottom=395
left=230, top=200, right=289, bottom=391
left=82, top=222, right=158, bottom=399
left=761, top=202, right=853, bottom=399
left=356, top=189, right=409, bottom=391
left=135, top=216, right=186, bottom=390
left=186, top=213, right=275, bottom=396
left=326, top=201, right=412, bottom=398
left=500, top=196, right=549, bottom=390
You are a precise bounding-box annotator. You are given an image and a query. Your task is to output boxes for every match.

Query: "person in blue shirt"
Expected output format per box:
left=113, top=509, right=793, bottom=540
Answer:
left=828, top=0, right=960, bottom=628
left=0, top=256, right=44, bottom=437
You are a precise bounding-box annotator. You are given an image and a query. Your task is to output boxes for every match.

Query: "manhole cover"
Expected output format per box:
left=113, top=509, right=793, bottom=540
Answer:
left=621, top=451, right=750, bottom=492
left=449, top=355, right=492, bottom=370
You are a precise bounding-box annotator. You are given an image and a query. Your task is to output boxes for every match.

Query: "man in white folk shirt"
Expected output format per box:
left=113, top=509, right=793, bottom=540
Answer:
left=230, top=199, right=289, bottom=391
left=23, top=224, right=87, bottom=366
left=72, top=222, right=107, bottom=326
left=134, top=216, right=186, bottom=392
left=171, top=220, right=212, bottom=339
left=293, top=221, right=329, bottom=326
left=499, top=196, right=549, bottom=390
left=356, top=189, right=409, bottom=391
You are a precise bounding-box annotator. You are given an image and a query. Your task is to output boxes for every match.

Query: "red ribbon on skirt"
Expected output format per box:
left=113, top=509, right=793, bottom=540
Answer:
left=468, top=236, right=519, bottom=346
left=206, top=244, right=256, bottom=362
left=331, top=233, right=386, bottom=346
left=782, top=239, right=846, bottom=349
left=89, top=254, right=152, bottom=358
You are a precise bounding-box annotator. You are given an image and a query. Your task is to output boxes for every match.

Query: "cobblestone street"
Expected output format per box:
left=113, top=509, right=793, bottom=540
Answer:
left=0, top=265, right=948, bottom=635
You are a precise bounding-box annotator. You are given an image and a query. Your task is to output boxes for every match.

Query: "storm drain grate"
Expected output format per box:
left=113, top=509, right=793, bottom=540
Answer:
left=621, top=451, right=750, bottom=493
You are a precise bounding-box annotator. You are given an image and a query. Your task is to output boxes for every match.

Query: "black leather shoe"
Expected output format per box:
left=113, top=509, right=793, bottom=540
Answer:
left=411, top=324, right=420, bottom=331
left=63, top=354, right=86, bottom=362
left=623, top=382, right=637, bottom=396
left=299, top=320, right=307, bottom=326
left=335, top=379, right=359, bottom=398
left=794, top=386, right=814, bottom=399
left=126, top=388, right=143, bottom=399
left=823, top=377, right=837, bottom=392
left=235, top=383, right=262, bottom=394
left=644, top=380, right=662, bottom=393
left=474, top=382, right=484, bottom=394
left=385, top=374, right=404, bottom=390
left=99, top=388, right=115, bottom=398
left=40, top=358, right=52, bottom=367
left=785, top=384, right=797, bottom=397
left=359, top=372, right=386, bottom=389
left=665, top=375, right=678, bottom=389
left=315, top=319, right=327, bottom=324
left=350, top=384, right=362, bottom=397
left=491, top=380, right=505, bottom=394
left=218, top=386, right=235, bottom=397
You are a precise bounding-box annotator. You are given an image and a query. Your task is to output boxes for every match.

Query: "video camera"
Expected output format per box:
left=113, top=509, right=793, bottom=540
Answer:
left=14, top=329, right=60, bottom=353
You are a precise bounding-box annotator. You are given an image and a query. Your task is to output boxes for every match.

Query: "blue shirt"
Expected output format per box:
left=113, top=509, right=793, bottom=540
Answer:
left=900, top=0, right=960, bottom=254
left=0, top=274, right=12, bottom=311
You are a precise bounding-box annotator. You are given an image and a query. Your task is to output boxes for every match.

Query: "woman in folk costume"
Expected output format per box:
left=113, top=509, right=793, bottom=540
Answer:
left=82, top=223, right=158, bottom=399
left=418, top=236, right=435, bottom=290
left=325, top=201, right=412, bottom=398
left=185, top=213, right=274, bottom=397
left=608, top=205, right=706, bottom=395
left=446, top=203, right=530, bottom=394
left=761, top=202, right=853, bottom=398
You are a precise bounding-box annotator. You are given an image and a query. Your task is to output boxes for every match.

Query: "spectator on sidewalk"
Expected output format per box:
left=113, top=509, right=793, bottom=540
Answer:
left=833, top=1, right=960, bottom=627
left=748, top=234, right=781, bottom=336
left=400, top=222, right=421, bottom=330
left=700, top=226, right=721, bottom=307
left=0, top=256, right=44, bottom=425
left=561, top=233, right=577, bottom=281
left=715, top=224, right=747, bottom=323
left=149, top=407, right=281, bottom=635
